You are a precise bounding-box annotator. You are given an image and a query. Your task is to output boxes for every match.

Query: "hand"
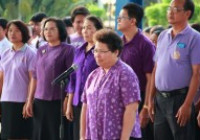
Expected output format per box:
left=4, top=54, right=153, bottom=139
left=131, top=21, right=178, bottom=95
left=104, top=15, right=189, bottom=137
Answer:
left=197, top=111, right=200, bottom=127
left=66, top=104, right=74, bottom=121
left=25, top=100, right=33, bottom=118
left=22, top=102, right=27, bottom=118
left=63, top=97, right=68, bottom=116
left=148, top=99, right=155, bottom=122
left=195, top=100, right=200, bottom=113
left=176, top=104, right=192, bottom=127
left=139, top=108, right=150, bottom=128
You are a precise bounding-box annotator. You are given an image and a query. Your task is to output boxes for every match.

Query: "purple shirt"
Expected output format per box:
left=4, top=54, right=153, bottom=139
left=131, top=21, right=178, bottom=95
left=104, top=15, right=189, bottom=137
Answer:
left=120, top=30, right=155, bottom=92
left=0, top=44, right=36, bottom=102
left=67, top=42, right=98, bottom=106
left=33, top=43, right=74, bottom=100
left=82, top=60, right=141, bottom=139
left=155, top=25, right=200, bottom=91
left=69, top=33, right=85, bottom=47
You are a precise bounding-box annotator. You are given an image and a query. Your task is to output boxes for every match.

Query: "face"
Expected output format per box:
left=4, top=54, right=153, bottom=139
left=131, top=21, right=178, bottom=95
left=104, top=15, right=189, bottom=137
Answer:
left=82, top=19, right=97, bottom=43
left=43, top=21, right=59, bottom=43
left=0, top=26, right=6, bottom=41
left=150, top=33, right=158, bottom=47
left=30, top=21, right=41, bottom=36
left=94, top=41, right=118, bottom=69
left=7, top=24, right=23, bottom=44
left=73, top=15, right=86, bottom=35
left=117, top=9, right=135, bottom=32
left=167, top=0, right=190, bottom=25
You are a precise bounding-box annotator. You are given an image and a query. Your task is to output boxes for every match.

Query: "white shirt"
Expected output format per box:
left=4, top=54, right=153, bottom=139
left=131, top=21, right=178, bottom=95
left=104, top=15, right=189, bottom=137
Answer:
left=0, top=37, right=12, bottom=56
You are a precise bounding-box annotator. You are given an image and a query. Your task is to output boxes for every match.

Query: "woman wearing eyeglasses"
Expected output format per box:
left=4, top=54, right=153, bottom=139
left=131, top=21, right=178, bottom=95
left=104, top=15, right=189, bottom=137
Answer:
left=80, top=29, right=141, bottom=140
left=65, top=15, right=103, bottom=140
left=25, top=18, right=74, bottom=140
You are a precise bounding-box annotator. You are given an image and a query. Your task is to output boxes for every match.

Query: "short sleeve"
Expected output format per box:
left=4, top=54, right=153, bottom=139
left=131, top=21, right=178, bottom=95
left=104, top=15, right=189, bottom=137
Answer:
left=190, top=33, right=200, bottom=65
left=120, top=69, right=141, bottom=106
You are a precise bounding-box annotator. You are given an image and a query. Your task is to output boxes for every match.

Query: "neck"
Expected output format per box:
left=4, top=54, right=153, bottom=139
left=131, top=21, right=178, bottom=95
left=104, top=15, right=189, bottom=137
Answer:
left=0, top=36, right=5, bottom=41
left=171, top=22, right=188, bottom=38
left=86, top=42, right=94, bottom=52
left=49, top=40, right=61, bottom=47
left=13, top=42, right=24, bottom=51
left=123, top=27, right=138, bottom=43
left=103, top=58, right=118, bottom=74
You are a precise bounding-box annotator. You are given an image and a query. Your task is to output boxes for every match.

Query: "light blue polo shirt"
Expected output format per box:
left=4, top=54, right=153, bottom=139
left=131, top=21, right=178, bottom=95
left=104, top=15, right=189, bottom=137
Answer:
left=0, top=44, right=36, bottom=102
left=154, top=25, right=200, bottom=91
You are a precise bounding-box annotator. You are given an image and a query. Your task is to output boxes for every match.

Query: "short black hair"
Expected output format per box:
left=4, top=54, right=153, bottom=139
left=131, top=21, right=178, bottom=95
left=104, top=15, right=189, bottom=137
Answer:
left=0, top=18, right=8, bottom=29
left=42, top=18, right=68, bottom=42
left=71, top=6, right=90, bottom=23
left=30, top=12, right=47, bottom=23
left=191, top=23, right=200, bottom=33
left=94, top=29, right=122, bottom=56
left=183, top=0, right=194, bottom=20
left=63, top=16, right=73, bottom=27
left=6, top=20, right=30, bottom=43
left=85, top=15, right=103, bottom=30
left=122, top=3, right=144, bottom=27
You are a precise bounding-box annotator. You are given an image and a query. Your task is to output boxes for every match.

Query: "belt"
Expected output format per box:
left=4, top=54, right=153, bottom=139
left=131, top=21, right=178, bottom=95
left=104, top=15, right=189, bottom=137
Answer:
left=157, top=87, right=188, bottom=98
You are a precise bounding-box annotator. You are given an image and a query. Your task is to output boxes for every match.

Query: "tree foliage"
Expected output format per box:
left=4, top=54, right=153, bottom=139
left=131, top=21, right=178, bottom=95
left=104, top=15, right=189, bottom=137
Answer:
left=0, top=0, right=104, bottom=22
left=145, top=1, right=200, bottom=27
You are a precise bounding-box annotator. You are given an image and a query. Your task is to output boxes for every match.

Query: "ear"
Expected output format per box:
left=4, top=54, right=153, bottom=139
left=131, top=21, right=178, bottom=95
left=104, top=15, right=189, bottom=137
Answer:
left=185, top=10, right=191, bottom=19
left=130, top=18, right=137, bottom=26
left=114, top=50, right=119, bottom=56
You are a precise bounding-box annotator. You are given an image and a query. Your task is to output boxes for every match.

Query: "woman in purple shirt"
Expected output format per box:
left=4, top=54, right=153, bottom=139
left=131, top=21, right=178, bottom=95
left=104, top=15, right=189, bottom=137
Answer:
left=80, top=29, right=141, bottom=140
left=25, top=18, right=74, bottom=140
left=66, top=15, right=103, bottom=140
left=0, top=20, right=36, bottom=139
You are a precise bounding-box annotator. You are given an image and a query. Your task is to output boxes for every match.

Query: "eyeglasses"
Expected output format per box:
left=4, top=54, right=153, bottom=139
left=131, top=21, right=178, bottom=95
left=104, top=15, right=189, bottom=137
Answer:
left=167, top=6, right=185, bottom=13
left=92, top=49, right=110, bottom=54
left=117, top=16, right=131, bottom=21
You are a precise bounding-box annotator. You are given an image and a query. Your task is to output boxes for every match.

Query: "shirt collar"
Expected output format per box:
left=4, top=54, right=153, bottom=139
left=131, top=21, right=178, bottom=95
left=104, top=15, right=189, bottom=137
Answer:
left=10, top=43, right=27, bottom=52
left=122, top=29, right=141, bottom=45
left=167, top=24, right=190, bottom=37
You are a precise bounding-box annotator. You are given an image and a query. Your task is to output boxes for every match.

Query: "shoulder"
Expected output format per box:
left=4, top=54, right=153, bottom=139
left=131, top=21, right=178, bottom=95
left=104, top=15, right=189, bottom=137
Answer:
left=137, top=31, right=155, bottom=49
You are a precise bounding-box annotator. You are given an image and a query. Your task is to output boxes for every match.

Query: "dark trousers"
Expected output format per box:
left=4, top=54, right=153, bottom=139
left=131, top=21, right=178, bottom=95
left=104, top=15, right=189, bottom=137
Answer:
left=154, top=91, right=195, bottom=140
left=138, top=92, right=154, bottom=140
left=73, top=105, right=82, bottom=140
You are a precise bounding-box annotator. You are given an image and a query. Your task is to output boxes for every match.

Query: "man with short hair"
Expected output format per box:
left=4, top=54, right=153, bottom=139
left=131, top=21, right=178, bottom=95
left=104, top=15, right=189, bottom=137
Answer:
left=70, top=6, right=90, bottom=47
left=117, top=3, right=155, bottom=140
left=29, top=12, right=47, bottom=49
left=149, top=0, right=200, bottom=139
left=0, top=18, right=11, bottom=56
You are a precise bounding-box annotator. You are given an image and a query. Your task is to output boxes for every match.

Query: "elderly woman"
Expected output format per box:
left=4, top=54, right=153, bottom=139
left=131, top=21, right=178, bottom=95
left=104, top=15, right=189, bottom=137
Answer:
left=25, top=18, right=74, bottom=140
left=0, top=20, right=36, bottom=139
left=66, top=15, right=103, bottom=140
left=80, top=29, right=141, bottom=140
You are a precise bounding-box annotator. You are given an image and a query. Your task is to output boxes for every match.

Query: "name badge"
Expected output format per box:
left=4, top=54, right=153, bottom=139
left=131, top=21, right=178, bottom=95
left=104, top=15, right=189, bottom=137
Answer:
left=177, top=42, right=186, bottom=48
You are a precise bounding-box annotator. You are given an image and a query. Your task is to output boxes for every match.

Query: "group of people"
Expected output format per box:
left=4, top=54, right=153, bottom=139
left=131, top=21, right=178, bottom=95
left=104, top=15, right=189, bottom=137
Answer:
left=0, top=0, right=200, bottom=140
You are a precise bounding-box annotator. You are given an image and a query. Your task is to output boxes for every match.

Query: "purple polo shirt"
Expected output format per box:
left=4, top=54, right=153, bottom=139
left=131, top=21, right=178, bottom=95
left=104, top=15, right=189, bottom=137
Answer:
left=33, top=43, right=74, bottom=101
left=155, top=25, right=200, bottom=91
left=120, top=30, right=155, bottom=92
left=82, top=59, right=141, bottom=139
left=69, top=33, right=85, bottom=47
left=0, top=44, right=36, bottom=102
left=67, top=42, right=98, bottom=106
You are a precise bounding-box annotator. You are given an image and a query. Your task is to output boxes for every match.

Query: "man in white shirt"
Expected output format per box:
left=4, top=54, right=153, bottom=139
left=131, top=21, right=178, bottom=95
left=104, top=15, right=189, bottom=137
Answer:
left=0, top=18, right=12, bottom=56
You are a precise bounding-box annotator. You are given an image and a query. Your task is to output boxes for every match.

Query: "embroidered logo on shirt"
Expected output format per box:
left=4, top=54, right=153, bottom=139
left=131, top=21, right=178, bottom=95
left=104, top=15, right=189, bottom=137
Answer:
left=177, top=42, right=186, bottom=48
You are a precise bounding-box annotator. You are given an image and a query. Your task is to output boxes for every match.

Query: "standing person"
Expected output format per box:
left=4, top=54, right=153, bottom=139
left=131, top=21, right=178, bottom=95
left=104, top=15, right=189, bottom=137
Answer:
left=25, top=18, right=74, bottom=140
left=80, top=29, right=141, bottom=140
left=148, top=0, right=200, bottom=140
left=117, top=3, right=155, bottom=140
left=70, top=6, right=90, bottom=47
left=29, top=12, right=47, bottom=49
left=66, top=15, right=103, bottom=140
left=0, top=18, right=12, bottom=56
left=0, top=20, right=36, bottom=140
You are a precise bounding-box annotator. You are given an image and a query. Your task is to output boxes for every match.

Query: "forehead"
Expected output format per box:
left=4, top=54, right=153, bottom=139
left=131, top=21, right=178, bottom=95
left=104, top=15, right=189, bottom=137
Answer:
left=74, top=15, right=86, bottom=22
left=170, top=0, right=185, bottom=7
left=45, top=21, right=56, bottom=27
left=119, top=9, right=128, bottom=16
left=95, top=41, right=108, bottom=49
left=83, top=19, right=94, bottom=25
